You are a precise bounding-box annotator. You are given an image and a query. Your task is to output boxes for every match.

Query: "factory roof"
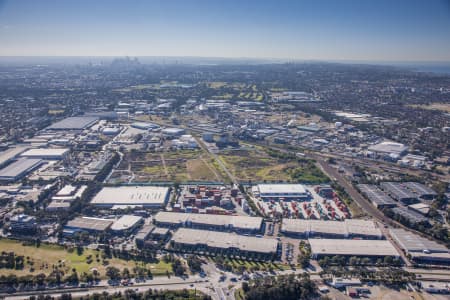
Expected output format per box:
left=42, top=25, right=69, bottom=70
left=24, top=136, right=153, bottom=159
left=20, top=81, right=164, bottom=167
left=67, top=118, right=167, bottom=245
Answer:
left=403, top=182, right=437, bottom=197
left=0, top=146, right=29, bottom=166
left=281, top=219, right=382, bottom=238
left=21, top=148, right=70, bottom=158
left=155, top=212, right=263, bottom=231
left=46, top=116, right=98, bottom=130
left=66, top=217, right=113, bottom=231
left=389, top=229, right=448, bottom=253
left=391, top=207, right=428, bottom=224
left=0, top=158, right=42, bottom=180
left=110, top=215, right=143, bottom=231
left=380, top=182, right=418, bottom=200
left=256, top=184, right=308, bottom=195
left=357, top=184, right=397, bottom=207
left=171, top=228, right=278, bottom=254
left=91, top=186, right=169, bottom=207
left=368, top=141, right=408, bottom=155
left=309, top=239, right=399, bottom=257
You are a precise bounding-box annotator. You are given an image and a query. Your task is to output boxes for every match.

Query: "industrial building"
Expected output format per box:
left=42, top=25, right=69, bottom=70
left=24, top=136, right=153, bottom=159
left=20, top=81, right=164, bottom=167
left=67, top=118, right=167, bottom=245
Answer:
left=46, top=116, right=98, bottom=130
left=0, top=146, right=28, bottom=168
left=20, top=148, right=70, bottom=160
left=131, top=122, right=160, bottom=130
left=170, top=228, right=279, bottom=261
left=281, top=219, right=382, bottom=239
left=368, top=141, right=408, bottom=156
left=0, top=158, right=43, bottom=182
left=47, top=185, right=87, bottom=211
left=110, top=215, right=143, bottom=233
left=161, top=127, right=186, bottom=138
left=391, top=207, right=428, bottom=225
left=357, top=184, right=397, bottom=209
left=309, top=239, right=399, bottom=259
left=380, top=182, right=418, bottom=204
left=389, top=229, right=450, bottom=265
left=154, top=212, right=263, bottom=234
left=64, top=217, right=113, bottom=235
left=253, top=184, right=310, bottom=200
left=9, top=214, right=37, bottom=233
left=90, top=186, right=170, bottom=208
left=403, top=182, right=437, bottom=201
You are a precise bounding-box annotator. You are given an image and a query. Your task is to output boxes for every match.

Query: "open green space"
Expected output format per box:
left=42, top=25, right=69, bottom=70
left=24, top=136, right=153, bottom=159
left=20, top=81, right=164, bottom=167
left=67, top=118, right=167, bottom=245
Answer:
left=0, top=239, right=172, bottom=278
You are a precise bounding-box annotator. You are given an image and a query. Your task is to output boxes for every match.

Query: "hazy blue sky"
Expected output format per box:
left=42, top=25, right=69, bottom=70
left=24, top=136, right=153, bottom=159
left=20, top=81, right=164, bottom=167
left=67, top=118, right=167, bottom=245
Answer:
left=1, top=0, right=450, bottom=61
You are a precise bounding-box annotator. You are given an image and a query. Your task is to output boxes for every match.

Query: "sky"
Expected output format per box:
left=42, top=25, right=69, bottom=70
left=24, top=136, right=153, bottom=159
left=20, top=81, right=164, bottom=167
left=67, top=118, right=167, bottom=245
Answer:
left=0, top=0, right=450, bottom=62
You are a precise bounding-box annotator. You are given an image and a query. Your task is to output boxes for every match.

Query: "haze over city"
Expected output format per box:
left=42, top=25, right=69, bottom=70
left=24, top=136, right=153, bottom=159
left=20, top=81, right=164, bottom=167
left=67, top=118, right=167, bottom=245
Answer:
left=1, top=0, right=450, bottom=61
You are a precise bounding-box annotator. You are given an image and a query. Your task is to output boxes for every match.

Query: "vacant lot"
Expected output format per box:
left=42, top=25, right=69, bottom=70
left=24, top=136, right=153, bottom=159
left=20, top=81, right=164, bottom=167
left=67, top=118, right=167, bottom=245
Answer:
left=0, top=239, right=171, bottom=278
left=218, top=148, right=328, bottom=183
left=410, top=102, right=450, bottom=113
left=113, top=149, right=222, bottom=183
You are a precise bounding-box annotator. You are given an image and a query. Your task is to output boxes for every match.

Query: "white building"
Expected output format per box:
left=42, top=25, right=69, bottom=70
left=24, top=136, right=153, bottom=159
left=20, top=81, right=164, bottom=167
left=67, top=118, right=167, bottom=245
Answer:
left=253, top=184, right=310, bottom=200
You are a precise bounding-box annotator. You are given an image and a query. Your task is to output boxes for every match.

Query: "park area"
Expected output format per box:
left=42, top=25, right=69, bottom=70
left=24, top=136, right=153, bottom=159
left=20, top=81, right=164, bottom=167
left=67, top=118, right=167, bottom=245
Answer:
left=0, top=239, right=172, bottom=279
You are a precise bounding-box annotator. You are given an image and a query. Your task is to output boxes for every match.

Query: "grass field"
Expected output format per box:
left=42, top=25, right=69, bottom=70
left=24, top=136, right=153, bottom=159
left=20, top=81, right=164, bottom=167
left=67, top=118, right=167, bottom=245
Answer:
left=0, top=239, right=172, bottom=278
left=132, top=150, right=221, bottom=182
left=410, top=102, right=450, bottom=113
left=218, top=150, right=293, bottom=182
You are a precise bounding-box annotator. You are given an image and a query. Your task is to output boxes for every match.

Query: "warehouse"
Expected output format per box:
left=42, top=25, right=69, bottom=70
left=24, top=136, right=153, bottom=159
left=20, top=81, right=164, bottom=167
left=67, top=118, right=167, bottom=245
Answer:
left=154, top=211, right=263, bottom=234
left=281, top=219, right=382, bottom=239
left=403, top=182, right=437, bottom=201
left=0, top=146, right=28, bottom=168
left=390, top=229, right=450, bottom=265
left=20, top=148, right=70, bottom=160
left=90, top=186, right=170, bottom=208
left=309, top=239, right=399, bottom=259
left=253, top=184, right=310, bottom=200
left=110, top=215, right=143, bottom=234
left=161, top=127, right=186, bottom=138
left=368, top=141, right=408, bottom=156
left=46, top=116, right=98, bottom=130
left=380, top=182, right=418, bottom=204
left=357, top=184, right=397, bottom=209
left=170, top=228, right=279, bottom=261
left=64, top=217, right=113, bottom=235
left=391, top=207, right=428, bottom=225
left=0, top=158, right=43, bottom=182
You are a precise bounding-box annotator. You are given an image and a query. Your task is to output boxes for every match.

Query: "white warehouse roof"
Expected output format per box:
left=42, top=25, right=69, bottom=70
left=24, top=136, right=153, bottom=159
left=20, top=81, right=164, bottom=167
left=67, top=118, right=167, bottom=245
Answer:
left=309, top=239, right=399, bottom=257
left=21, top=148, right=70, bottom=159
left=155, top=211, right=263, bottom=231
left=171, top=228, right=278, bottom=254
left=91, top=186, right=170, bottom=207
left=111, top=215, right=143, bottom=231
left=256, top=184, right=308, bottom=197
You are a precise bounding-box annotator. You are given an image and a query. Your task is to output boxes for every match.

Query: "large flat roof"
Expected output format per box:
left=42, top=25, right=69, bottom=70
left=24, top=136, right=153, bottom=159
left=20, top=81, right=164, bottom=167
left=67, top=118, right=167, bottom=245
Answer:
left=0, top=158, right=42, bottom=179
left=66, top=217, right=113, bottom=231
left=357, top=184, right=397, bottom=207
left=47, top=116, right=98, bottom=130
left=257, top=184, right=308, bottom=195
left=21, top=148, right=70, bottom=158
left=309, top=239, right=399, bottom=257
left=368, top=141, right=408, bottom=155
left=403, top=182, right=437, bottom=197
left=171, top=228, right=278, bottom=254
left=0, top=146, right=29, bottom=166
left=381, top=182, right=417, bottom=200
left=111, top=215, right=143, bottom=231
left=281, top=219, right=382, bottom=238
left=155, top=212, right=263, bottom=231
left=91, top=186, right=169, bottom=207
left=390, top=228, right=448, bottom=253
